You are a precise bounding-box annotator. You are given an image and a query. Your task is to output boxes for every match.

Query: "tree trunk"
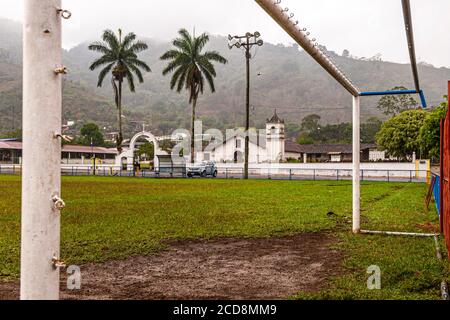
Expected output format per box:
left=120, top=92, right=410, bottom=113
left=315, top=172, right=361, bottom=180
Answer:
left=117, top=79, right=123, bottom=153
left=191, top=94, right=197, bottom=164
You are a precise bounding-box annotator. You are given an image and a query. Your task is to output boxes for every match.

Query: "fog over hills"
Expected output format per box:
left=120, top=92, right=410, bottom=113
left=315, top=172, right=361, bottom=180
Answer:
left=1, top=18, right=449, bottom=138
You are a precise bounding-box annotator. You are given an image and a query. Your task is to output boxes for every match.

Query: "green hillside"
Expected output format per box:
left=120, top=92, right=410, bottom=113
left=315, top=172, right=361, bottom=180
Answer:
left=1, top=18, right=449, bottom=139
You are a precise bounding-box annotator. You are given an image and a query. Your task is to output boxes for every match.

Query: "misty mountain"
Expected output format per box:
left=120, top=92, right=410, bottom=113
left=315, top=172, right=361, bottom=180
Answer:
left=1, top=17, right=449, bottom=138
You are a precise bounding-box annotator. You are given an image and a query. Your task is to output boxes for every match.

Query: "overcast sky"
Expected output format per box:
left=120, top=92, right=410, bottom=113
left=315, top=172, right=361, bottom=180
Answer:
left=1, top=0, right=449, bottom=67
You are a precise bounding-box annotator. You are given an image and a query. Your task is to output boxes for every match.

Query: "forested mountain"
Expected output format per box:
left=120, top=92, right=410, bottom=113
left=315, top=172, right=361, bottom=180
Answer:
left=1, top=18, right=449, bottom=139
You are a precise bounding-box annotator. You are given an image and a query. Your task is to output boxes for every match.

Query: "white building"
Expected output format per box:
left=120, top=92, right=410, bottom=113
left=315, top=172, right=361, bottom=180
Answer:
left=198, top=110, right=392, bottom=165
left=200, top=110, right=293, bottom=164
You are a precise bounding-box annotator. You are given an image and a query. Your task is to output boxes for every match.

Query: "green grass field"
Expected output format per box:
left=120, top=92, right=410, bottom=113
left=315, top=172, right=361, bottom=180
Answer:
left=0, top=175, right=448, bottom=299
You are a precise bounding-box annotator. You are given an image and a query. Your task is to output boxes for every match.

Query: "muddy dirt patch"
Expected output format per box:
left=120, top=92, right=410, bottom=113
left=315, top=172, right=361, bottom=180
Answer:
left=0, top=233, right=343, bottom=300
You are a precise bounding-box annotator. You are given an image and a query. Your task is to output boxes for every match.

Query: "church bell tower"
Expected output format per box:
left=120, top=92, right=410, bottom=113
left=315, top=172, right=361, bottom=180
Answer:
left=266, top=109, right=285, bottom=163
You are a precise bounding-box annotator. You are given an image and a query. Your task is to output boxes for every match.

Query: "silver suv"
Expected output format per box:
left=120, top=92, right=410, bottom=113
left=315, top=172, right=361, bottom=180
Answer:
left=187, top=161, right=218, bottom=178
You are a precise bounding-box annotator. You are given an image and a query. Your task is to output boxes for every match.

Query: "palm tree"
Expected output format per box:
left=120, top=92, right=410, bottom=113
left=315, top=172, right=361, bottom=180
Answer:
left=88, top=29, right=151, bottom=153
left=160, top=29, right=227, bottom=163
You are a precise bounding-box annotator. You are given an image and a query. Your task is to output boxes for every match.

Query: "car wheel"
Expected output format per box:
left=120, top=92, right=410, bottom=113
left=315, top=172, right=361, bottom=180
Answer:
left=201, top=171, right=207, bottom=178
left=187, top=173, right=192, bottom=178
left=213, top=171, right=218, bottom=178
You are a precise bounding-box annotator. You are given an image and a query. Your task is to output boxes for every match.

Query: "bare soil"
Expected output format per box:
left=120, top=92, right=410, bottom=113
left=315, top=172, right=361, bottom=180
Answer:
left=0, top=233, right=343, bottom=300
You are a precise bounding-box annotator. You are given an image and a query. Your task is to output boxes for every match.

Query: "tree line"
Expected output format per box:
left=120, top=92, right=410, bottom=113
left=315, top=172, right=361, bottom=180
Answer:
left=296, top=87, right=448, bottom=162
left=295, top=115, right=382, bottom=145
left=376, top=98, right=447, bottom=161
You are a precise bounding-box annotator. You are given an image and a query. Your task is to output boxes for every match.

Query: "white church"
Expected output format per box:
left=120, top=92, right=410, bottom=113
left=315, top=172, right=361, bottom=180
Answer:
left=114, top=110, right=299, bottom=168
left=198, top=110, right=300, bottom=164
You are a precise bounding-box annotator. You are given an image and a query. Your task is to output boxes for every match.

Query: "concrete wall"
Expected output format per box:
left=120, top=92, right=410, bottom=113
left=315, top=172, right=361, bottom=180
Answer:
left=61, top=158, right=115, bottom=165
left=1, top=161, right=431, bottom=179
left=215, top=161, right=430, bottom=178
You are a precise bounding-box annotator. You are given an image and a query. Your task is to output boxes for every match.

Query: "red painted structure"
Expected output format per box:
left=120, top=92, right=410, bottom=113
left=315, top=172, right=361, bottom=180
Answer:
left=440, top=81, right=450, bottom=256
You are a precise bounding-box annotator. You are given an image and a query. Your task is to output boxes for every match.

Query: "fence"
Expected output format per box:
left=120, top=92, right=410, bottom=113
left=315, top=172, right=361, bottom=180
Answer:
left=0, top=165, right=22, bottom=175
left=217, top=167, right=429, bottom=183
left=0, top=164, right=430, bottom=183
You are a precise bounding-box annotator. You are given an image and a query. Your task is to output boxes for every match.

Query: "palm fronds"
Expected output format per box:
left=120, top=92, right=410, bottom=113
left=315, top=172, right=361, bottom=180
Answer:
left=88, top=29, right=151, bottom=90
left=160, top=28, right=227, bottom=101
left=88, top=29, right=152, bottom=152
left=160, top=28, right=228, bottom=162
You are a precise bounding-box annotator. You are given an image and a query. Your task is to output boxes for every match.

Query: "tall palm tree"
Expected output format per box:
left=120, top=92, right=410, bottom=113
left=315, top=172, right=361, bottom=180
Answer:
left=88, top=29, right=151, bottom=153
left=160, top=29, right=227, bottom=163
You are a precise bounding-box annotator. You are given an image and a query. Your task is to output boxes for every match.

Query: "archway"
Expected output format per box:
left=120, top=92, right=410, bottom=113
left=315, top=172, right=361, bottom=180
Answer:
left=128, top=131, right=162, bottom=171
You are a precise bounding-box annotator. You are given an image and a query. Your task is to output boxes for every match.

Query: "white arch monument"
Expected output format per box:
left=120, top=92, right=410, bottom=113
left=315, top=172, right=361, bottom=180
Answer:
left=116, top=131, right=168, bottom=170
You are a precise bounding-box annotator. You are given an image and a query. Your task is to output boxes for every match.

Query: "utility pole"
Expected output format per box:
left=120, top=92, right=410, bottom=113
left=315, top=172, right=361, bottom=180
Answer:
left=91, top=137, right=96, bottom=176
left=228, top=32, right=263, bottom=179
left=21, top=0, right=69, bottom=300
left=11, top=104, right=14, bottom=132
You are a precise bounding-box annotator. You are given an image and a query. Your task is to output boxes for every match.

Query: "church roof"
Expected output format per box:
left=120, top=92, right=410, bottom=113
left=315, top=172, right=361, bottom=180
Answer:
left=284, top=140, right=378, bottom=154
left=267, top=109, right=284, bottom=124
left=211, top=130, right=267, bottom=150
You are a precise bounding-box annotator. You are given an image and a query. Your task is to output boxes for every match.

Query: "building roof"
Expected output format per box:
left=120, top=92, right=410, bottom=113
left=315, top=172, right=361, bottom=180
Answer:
left=0, top=138, right=20, bottom=142
left=266, top=109, right=284, bottom=124
left=0, top=141, right=117, bottom=155
left=284, top=140, right=303, bottom=154
left=62, top=145, right=118, bottom=155
left=285, top=140, right=377, bottom=154
left=0, top=141, right=22, bottom=150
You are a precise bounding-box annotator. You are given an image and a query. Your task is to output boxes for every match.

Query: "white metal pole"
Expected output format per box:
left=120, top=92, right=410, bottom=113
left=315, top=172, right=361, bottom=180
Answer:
left=21, top=0, right=63, bottom=300
left=361, top=230, right=437, bottom=237
left=254, top=0, right=360, bottom=96
left=352, top=96, right=361, bottom=233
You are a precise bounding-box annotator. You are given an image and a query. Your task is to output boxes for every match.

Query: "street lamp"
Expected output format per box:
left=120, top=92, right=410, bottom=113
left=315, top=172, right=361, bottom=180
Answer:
left=228, top=32, right=264, bottom=179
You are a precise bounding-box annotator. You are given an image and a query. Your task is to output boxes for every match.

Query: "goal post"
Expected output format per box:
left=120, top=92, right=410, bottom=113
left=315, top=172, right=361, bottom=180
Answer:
left=21, top=0, right=63, bottom=300
left=352, top=96, right=361, bottom=233
left=254, top=0, right=362, bottom=234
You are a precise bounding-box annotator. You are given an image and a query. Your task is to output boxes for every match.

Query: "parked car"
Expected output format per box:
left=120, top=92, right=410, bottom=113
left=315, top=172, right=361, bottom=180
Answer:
left=187, top=161, right=218, bottom=178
